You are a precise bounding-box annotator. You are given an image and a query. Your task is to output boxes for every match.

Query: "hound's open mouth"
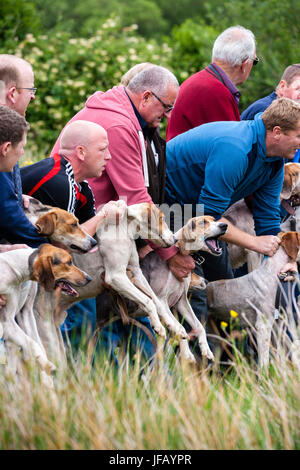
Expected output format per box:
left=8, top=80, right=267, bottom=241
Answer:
left=205, top=237, right=223, bottom=255
left=55, top=280, right=79, bottom=296
left=70, top=244, right=89, bottom=253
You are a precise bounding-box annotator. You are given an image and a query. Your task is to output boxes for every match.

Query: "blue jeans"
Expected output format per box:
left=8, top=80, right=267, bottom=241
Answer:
left=95, top=317, right=156, bottom=367
left=60, top=298, right=97, bottom=351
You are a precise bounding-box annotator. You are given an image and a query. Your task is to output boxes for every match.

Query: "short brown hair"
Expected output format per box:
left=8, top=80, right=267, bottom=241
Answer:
left=0, top=105, right=29, bottom=146
left=261, top=97, right=300, bottom=133
left=280, top=64, right=300, bottom=86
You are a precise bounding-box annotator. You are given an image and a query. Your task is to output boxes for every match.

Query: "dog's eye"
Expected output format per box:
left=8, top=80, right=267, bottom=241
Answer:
left=52, top=257, right=61, bottom=265
left=66, top=259, right=72, bottom=266
left=71, top=222, right=78, bottom=228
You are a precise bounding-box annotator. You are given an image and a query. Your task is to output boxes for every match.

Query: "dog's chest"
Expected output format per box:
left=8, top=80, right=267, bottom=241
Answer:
left=167, top=290, right=184, bottom=307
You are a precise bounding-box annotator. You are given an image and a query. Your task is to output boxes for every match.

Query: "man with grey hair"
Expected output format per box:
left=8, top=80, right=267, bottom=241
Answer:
left=166, top=25, right=257, bottom=141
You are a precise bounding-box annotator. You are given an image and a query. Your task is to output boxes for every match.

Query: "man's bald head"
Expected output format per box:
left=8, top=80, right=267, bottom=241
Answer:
left=58, top=120, right=111, bottom=182
left=59, top=120, right=107, bottom=154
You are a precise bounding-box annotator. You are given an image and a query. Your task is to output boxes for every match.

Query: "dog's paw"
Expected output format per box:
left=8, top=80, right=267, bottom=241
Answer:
left=154, top=324, right=166, bottom=338
left=199, top=340, right=214, bottom=361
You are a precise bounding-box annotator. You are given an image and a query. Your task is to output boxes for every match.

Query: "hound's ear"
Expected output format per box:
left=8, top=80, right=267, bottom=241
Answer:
left=281, top=170, right=295, bottom=200
left=33, top=255, right=56, bottom=291
left=280, top=232, right=300, bottom=261
left=35, top=212, right=57, bottom=236
left=187, top=219, right=197, bottom=240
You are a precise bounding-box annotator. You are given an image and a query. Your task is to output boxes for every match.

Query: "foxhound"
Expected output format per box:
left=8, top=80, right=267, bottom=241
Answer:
left=27, top=200, right=176, bottom=363
left=206, top=231, right=300, bottom=368
left=0, top=243, right=91, bottom=384
left=225, top=163, right=300, bottom=271
left=139, top=215, right=228, bottom=362
left=25, top=197, right=97, bottom=253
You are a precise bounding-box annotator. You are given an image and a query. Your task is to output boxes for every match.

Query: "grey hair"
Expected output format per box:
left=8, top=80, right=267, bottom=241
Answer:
left=126, top=65, right=179, bottom=96
left=212, top=26, right=256, bottom=67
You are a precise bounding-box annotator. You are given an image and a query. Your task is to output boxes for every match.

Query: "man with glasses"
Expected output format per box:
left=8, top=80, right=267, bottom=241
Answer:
left=0, top=54, right=46, bottom=248
left=166, top=25, right=257, bottom=141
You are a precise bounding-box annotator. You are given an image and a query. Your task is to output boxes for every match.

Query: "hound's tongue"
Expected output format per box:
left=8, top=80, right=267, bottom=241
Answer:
left=56, top=281, right=79, bottom=297
left=205, top=238, right=222, bottom=255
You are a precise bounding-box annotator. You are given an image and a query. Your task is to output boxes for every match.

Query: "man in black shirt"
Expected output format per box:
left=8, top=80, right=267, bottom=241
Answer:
left=21, top=120, right=114, bottom=236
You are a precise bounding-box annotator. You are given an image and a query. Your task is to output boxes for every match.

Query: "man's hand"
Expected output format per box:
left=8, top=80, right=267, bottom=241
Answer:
left=167, top=252, right=195, bottom=282
left=22, top=194, right=32, bottom=209
left=138, top=244, right=153, bottom=260
left=98, top=200, right=127, bottom=224
left=0, top=244, right=29, bottom=253
left=279, top=261, right=298, bottom=282
left=254, top=235, right=281, bottom=257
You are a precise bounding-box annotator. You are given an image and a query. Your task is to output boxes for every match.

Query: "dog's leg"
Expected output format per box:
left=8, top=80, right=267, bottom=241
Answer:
left=176, top=294, right=214, bottom=361
left=129, top=266, right=189, bottom=335
left=16, top=282, right=47, bottom=352
left=104, top=270, right=166, bottom=337
left=255, top=310, right=274, bottom=368
left=2, top=299, right=56, bottom=376
left=33, top=288, right=67, bottom=366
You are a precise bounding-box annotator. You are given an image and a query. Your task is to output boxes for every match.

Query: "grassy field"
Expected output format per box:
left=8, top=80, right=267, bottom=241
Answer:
left=1, top=332, right=300, bottom=451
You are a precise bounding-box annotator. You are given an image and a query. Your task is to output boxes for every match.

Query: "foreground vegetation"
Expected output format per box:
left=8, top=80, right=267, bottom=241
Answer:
left=1, top=336, right=300, bottom=450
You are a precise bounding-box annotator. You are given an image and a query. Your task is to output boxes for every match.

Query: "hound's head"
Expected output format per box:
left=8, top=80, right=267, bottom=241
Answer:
left=175, top=216, right=228, bottom=256
left=35, top=208, right=97, bottom=253
left=127, top=203, right=175, bottom=247
left=30, top=243, right=91, bottom=294
left=281, top=163, right=300, bottom=200
left=278, top=231, right=300, bottom=261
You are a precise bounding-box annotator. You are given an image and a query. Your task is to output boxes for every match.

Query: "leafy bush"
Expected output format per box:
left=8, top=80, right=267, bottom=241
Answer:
left=5, top=17, right=173, bottom=156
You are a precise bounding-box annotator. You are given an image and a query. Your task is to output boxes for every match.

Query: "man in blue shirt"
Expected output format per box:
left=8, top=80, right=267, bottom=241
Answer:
left=165, top=98, right=300, bottom=329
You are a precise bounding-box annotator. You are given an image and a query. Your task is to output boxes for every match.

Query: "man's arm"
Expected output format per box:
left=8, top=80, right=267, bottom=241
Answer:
left=0, top=172, right=46, bottom=247
left=220, top=216, right=280, bottom=256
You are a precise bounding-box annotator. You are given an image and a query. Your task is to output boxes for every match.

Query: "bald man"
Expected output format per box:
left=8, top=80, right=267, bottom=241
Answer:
left=21, top=120, right=116, bottom=235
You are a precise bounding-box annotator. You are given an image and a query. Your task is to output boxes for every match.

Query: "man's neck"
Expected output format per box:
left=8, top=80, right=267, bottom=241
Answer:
left=213, top=60, right=240, bottom=86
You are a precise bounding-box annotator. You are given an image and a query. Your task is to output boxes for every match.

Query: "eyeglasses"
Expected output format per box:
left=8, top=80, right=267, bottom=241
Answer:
left=253, top=56, right=259, bottom=66
left=151, top=91, right=174, bottom=113
left=17, top=87, right=38, bottom=95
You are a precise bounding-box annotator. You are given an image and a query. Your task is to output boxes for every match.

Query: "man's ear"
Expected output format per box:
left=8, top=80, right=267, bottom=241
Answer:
left=6, top=85, right=18, bottom=106
left=75, top=144, right=86, bottom=161
left=272, top=125, right=282, bottom=141
left=142, top=90, right=152, bottom=103
left=0, top=141, right=11, bottom=157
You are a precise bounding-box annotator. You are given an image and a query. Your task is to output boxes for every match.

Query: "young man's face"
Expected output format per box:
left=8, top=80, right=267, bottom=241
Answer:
left=0, top=132, right=27, bottom=172
left=83, top=128, right=111, bottom=178
left=277, top=122, right=300, bottom=159
left=278, top=77, right=300, bottom=103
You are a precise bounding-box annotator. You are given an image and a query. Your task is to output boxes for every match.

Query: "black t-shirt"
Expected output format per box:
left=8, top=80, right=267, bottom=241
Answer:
left=21, top=153, right=96, bottom=224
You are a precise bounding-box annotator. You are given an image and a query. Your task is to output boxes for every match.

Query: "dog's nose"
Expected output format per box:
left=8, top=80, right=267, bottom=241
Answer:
left=85, top=274, right=92, bottom=283
left=219, top=223, right=228, bottom=231
left=91, top=237, right=97, bottom=247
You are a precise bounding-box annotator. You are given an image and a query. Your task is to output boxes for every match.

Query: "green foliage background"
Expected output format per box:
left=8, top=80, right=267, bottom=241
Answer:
left=1, top=0, right=299, bottom=156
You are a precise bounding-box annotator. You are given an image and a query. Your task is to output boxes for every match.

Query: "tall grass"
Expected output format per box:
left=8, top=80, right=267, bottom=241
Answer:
left=1, top=335, right=300, bottom=450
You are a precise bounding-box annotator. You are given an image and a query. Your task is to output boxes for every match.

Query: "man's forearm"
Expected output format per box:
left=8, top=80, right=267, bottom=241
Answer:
left=221, top=217, right=280, bottom=256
